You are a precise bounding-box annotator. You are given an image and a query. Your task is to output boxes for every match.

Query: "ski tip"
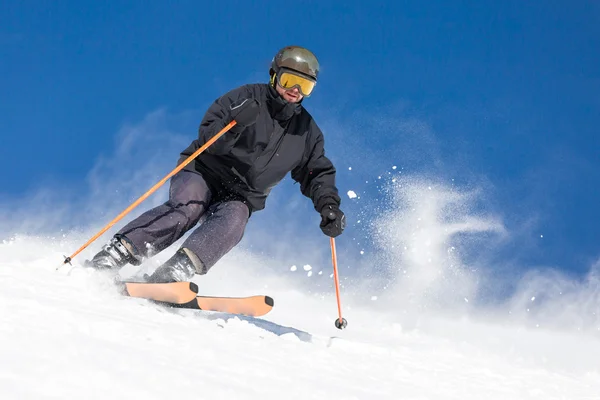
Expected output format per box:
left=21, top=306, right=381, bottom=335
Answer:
left=189, top=281, right=199, bottom=294
left=265, top=296, right=274, bottom=307
left=182, top=299, right=201, bottom=310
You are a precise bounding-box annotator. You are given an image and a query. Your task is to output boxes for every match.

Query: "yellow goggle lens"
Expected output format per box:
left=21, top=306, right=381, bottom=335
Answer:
left=278, top=71, right=316, bottom=96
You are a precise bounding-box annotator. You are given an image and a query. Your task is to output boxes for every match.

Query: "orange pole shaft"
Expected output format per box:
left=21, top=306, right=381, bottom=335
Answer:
left=330, top=237, right=344, bottom=324
left=59, top=120, right=237, bottom=268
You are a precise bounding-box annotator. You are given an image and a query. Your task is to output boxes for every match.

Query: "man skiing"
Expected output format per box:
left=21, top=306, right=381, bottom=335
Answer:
left=85, top=45, right=346, bottom=283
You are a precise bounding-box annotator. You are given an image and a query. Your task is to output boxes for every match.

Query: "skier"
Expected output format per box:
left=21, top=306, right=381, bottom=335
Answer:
left=85, top=45, right=346, bottom=283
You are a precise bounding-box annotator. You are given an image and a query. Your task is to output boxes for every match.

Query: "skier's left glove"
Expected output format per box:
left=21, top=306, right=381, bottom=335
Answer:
left=319, top=204, right=346, bottom=238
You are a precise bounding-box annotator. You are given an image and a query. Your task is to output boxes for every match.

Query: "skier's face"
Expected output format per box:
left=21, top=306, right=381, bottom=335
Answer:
left=276, top=84, right=304, bottom=103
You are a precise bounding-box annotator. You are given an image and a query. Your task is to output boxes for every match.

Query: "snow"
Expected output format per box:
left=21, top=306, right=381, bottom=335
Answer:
left=347, top=190, right=358, bottom=199
left=1, top=236, right=599, bottom=399
left=2, top=172, right=600, bottom=399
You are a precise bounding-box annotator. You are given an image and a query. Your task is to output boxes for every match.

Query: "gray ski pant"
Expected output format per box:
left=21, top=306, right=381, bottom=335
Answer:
left=117, top=170, right=249, bottom=273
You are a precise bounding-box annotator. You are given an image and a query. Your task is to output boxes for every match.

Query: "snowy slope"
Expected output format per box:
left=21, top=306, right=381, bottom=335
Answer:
left=1, top=120, right=599, bottom=399
left=1, top=233, right=600, bottom=400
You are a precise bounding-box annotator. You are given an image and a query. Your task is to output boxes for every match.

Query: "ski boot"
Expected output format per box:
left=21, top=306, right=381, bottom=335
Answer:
left=85, top=234, right=142, bottom=270
left=144, top=248, right=204, bottom=283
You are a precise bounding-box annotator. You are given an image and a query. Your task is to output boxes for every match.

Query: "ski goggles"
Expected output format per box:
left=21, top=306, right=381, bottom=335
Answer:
left=276, top=68, right=317, bottom=97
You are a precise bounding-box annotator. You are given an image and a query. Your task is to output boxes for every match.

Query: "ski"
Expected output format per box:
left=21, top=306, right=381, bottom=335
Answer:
left=119, top=281, right=274, bottom=317
left=178, top=294, right=274, bottom=317
left=121, top=281, right=199, bottom=304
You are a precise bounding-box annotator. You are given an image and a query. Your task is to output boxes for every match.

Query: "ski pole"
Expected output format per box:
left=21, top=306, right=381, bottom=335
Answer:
left=57, top=120, right=238, bottom=270
left=330, top=237, right=348, bottom=329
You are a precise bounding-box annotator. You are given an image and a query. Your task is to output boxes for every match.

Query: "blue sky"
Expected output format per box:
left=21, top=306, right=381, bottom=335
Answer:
left=1, top=1, right=599, bottom=284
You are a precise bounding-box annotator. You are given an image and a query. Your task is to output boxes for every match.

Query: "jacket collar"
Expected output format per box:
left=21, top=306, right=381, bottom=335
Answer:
left=266, top=85, right=302, bottom=121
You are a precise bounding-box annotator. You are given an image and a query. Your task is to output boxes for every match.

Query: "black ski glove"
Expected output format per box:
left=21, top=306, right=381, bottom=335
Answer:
left=319, top=204, right=346, bottom=238
left=229, top=98, right=260, bottom=129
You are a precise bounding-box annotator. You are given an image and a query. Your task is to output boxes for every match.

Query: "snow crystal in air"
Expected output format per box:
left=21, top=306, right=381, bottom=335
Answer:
left=303, top=264, right=312, bottom=271
left=347, top=190, right=357, bottom=199
left=290, top=265, right=297, bottom=272
left=307, top=271, right=313, bottom=277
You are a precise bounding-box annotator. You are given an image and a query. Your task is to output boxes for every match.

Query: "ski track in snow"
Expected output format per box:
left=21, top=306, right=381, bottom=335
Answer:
left=1, top=238, right=600, bottom=400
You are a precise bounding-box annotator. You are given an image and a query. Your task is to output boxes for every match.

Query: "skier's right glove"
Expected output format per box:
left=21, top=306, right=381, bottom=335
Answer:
left=229, top=98, right=260, bottom=129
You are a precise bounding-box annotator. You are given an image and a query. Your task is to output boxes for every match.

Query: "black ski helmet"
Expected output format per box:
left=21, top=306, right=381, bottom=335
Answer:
left=270, top=46, right=319, bottom=81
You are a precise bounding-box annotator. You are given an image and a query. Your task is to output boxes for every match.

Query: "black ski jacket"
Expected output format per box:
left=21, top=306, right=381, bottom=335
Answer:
left=179, top=84, right=341, bottom=214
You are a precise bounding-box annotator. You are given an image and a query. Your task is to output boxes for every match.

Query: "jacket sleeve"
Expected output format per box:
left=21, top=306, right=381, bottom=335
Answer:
left=291, top=120, right=341, bottom=212
left=198, top=85, right=254, bottom=155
